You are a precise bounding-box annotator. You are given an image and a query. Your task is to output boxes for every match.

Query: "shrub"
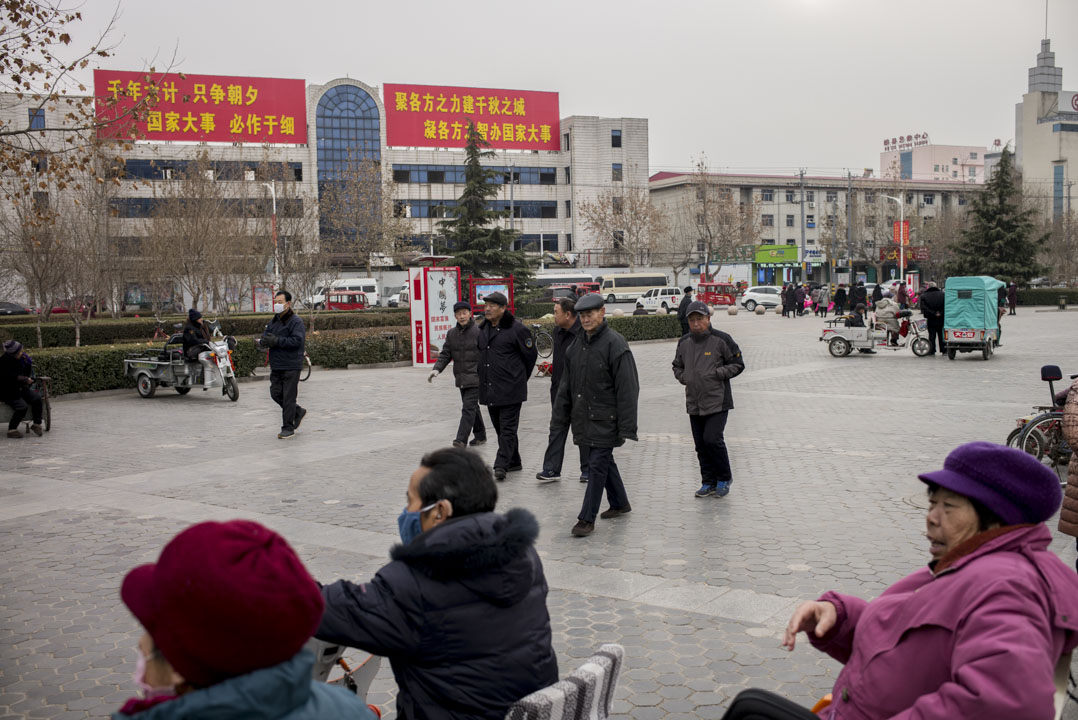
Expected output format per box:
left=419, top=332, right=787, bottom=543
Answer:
left=607, top=314, right=682, bottom=341
left=514, top=302, right=555, bottom=320
left=1015, top=288, right=1078, bottom=306
left=0, top=311, right=407, bottom=348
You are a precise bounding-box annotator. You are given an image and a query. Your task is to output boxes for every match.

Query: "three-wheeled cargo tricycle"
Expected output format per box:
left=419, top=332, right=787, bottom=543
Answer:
left=820, top=311, right=931, bottom=358
left=123, top=320, right=239, bottom=400
left=943, top=276, right=1003, bottom=361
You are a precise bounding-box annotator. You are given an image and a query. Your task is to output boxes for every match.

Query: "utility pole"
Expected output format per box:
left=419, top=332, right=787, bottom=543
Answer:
left=799, top=168, right=806, bottom=283
left=831, top=198, right=838, bottom=284
left=846, top=170, right=853, bottom=280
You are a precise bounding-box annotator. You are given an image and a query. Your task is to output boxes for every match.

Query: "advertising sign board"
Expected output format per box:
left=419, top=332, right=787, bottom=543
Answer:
left=409, top=266, right=461, bottom=366
left=385, top=83, right=559, bottom=151
left=95, top=70, right=307, bottom=144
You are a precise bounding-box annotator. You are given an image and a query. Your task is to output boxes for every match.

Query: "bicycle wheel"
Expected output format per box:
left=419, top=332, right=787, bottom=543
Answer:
left=1007, top=426, right=1042, bottom=456
left=1021, top=414, right=1067, bottom=470
left=535, top=331, right=553, bottom=359
left=300, top=354, right=312, bottom=382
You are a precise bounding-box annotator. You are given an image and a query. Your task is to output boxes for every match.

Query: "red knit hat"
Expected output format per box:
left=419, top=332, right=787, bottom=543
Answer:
left=121, top=520, right=324, bottom=687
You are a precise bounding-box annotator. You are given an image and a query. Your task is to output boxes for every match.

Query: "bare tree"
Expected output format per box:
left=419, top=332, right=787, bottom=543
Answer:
left=654, top=201, right=701, bottom=287
left=690, top=155, right=761, bottom=280
left=319, top=153, right=410, bottom=273
left=577, top=175, right=665, bottom=271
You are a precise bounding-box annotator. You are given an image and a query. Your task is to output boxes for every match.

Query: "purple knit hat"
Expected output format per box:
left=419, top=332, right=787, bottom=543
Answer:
left=918, top=441, right=1062, bottom=525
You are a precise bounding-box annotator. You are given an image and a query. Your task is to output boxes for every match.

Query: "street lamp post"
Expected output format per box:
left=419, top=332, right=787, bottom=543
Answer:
left=883, top=194, right=904, bottom=284
left=262, top=182, right=279, bottom=291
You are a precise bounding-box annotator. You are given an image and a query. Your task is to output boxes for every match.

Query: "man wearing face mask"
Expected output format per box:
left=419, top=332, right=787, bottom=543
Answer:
left=259, top=290, right=307, bottom=440
left=113, top=519, right=378, bottom=719
left=317, top=447, right=558, bottom=720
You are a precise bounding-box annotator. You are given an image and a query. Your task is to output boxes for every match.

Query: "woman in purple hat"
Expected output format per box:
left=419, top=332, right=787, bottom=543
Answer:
left=781, top=442, right=1078, bottom=719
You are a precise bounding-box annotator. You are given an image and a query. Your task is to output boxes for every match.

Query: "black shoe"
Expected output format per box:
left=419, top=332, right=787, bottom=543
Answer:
left=469, top=437, right=486, bottom=446
left=494, top=468, right=507, bottom=481
left=600, top=504, right=631, bottom=519
left=278, top=428, right=295, bottom=439
left=293, top=407, right=307, bottom=430
left=579, top=471, right=590, bottom=484
left=452, top=440, right=466, bottom=448
left=507, top=464, right=523, bottom=472
left=29, top=424, right=43, bottom=437
left=571, top=520, right=594, bottom=537
left=536, top=470, right=561, bottom=483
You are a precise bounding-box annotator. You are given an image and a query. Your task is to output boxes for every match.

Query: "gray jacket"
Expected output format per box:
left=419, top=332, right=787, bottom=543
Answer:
left=433, top=319, right=481, bottom=388
left=672, top=328, right=745, bottom=415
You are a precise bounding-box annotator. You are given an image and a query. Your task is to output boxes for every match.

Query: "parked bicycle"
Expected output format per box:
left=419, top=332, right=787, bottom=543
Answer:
left=529, top=323, right=553, bottom=359
left=1008, top=365, right=1075, bottom=484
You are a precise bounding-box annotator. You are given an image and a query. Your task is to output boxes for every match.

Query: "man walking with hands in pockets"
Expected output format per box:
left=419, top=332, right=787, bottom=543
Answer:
left=429, top=301, right=486, bottom=448
left=673, top=302, right=745, bottom=498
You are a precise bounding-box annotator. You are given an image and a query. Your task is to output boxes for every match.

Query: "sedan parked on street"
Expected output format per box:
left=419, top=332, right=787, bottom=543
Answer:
left=739, top=286, right=783, bottom=311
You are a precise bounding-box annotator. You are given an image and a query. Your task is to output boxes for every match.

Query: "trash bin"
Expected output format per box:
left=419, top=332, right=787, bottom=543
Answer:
left=1060, top=296, right=1068, bottom=311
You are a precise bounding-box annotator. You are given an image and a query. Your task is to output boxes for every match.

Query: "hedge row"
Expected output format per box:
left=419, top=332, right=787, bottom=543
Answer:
left=0, top=311, right=408, bottom=348
left=30, top=326, right=410, bottom=396
left=1016, top=289, right=1078, bottom=305
left=522, top=313, right=682, bottom=342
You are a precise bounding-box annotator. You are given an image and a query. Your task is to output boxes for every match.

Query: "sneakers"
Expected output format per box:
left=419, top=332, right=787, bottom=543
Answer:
left=452, top=440, right=466, bottom=448
left=536, top=470, right=561, bottom=483
left=469, top=437, right=487, bottom=446
left=278, top=428, right=295, bottom=439
left=7, top=428, right=22, bottom=439
left=600, top=504, right=631, bottom=519
left=579, top=471, right=590, bottom=484
left=715, top=481, right=732, bottom=497
left=571, top=520, right=594, bottom=537
left=494, top=468, right=507, bottom=481
left=29, top=424, right=43, bottom=437
left=695, top=484, right=716, bottom=498
left=293, top=407, right=307, bottom=430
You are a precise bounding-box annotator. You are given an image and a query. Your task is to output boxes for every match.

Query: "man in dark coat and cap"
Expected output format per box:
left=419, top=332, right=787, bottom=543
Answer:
left=676, top=286, right=693, bottom=335
left=1, top=340, right=43, bottom=438
left=476, top=292, right=537, bottom=481
left=430, top=301, right=486, bottom=448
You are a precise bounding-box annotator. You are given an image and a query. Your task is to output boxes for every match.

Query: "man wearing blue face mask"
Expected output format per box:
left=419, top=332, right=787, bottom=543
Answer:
left=259, top=290, right=306, bottom=439
left=316, top=447, right=558, bottom=720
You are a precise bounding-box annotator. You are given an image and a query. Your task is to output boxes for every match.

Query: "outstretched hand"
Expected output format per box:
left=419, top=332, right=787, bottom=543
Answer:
left=782, top=600, right=837, bottom=651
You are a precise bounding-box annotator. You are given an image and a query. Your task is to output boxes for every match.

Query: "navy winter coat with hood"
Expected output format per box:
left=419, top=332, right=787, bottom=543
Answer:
left=316, top=508, right=558, bottom=720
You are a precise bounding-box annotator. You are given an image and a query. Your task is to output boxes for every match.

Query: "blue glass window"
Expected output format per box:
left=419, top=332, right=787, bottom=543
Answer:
left=28, top=108, right=44, bottom=130
left=1053, top=165, right=1064, bottom=221
left=316, top=85, right=381, bottom=240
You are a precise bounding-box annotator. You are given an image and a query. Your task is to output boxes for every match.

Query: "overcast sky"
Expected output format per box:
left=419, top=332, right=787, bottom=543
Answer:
left=76, top=0, right=1077, bottom=179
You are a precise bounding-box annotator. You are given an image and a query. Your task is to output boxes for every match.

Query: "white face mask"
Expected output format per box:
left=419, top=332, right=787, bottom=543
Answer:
left=273, top=302, right=286, bottom=314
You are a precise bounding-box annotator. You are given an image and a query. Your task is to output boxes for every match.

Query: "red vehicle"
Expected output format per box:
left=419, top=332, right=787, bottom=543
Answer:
left=576, top=281, right=601, bottom=295
left=325, top=290, right=370, bottom=311
left=697, top=282, right=737, bottom=306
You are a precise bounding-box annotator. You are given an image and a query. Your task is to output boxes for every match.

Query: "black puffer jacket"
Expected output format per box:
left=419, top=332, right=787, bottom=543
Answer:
left=672, top=328, right=745, bottom=415
left=477, top=312, right=537, bottom=406
left=551, top=321, right=639, bottom=448
left=316, top=509, right=557, bottom=720
left=433, top=319, right=481, bottom=388
left=263, top=311, right=306, bottom=371
left=920, top=286, right=945, bottom=324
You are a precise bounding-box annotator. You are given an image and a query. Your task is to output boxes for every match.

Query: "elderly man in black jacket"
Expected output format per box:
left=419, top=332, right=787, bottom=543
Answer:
left=552, top=293, right=640, bottom=537
left=536, top=296, right=588, bottom=483
left=673, top=302, right=745, bottom=498
left=259, top=290, right=307, bottom=440
left=477, top=292, right=537, bottom=481
left=920, top=282, right=945, bottom=355
left=317, top=447, right=558, bottom=720
left=676, top=286, right=693, bottom=335
left=430, top=302, right=486, bottom=448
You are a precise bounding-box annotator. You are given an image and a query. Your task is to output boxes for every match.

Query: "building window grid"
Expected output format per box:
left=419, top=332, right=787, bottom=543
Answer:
left=391, top=164, right=556, bottom=185
left=611, top=163, right=623, bottom=182
left=785, top=214, right=795, bottom=227
left=611, top=129, right=622, bottom=148
left=28, top=108, right=45, bottom=130
left=761, top=189, right=774, bottom=202
left=761, top=214, right=774, bottom=227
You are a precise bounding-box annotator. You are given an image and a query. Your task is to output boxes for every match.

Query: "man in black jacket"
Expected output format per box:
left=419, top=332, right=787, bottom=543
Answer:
left=552, top=293, right=639, bottom=537
left=1, top=340, right=43, bottom=438
left=920, top=282, right=945, bottom=355
left=260, top=290, right=307, bottom=439
left=316, top=447, right=558, bottom=720
left=537, top=297, right=588, bottom=483
left=672, top=302, right=745, bottom=498
left=430, top=302, right=486, bottom=448
left=676, top=286, right=693, bottom=335
left=477, top=292, right=537, bottom=481
left=832, top=284, right=848, bottom=316
left=850, top=281, right=868, bottom=313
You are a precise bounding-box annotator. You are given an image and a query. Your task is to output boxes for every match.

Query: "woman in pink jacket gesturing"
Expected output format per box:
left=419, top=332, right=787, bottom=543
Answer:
left=783, top=442, right=1078, bottom=720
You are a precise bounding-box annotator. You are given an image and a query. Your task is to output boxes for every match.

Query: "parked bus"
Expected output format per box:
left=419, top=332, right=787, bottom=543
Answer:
left=532, top=272, right=595, bottom=288
left=600, top=273, right=670, bottom=303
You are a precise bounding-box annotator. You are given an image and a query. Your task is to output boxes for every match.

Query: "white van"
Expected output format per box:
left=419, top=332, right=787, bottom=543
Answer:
left=308, top=278, right=380, bottom=309
left=600, top=273, right=670, bottom=303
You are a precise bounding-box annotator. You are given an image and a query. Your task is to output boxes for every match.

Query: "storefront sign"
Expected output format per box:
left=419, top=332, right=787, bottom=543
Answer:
left=753, top=244, right=799, bottom=265
left=879, top=246, right=929, bottom=262
left=883, top=133, right=930, bottom=151
left=385, top=83, right=559, bottom=151
left=409, top=266, right=461, bottom=366
left=95, top=70, right=307, bottom=143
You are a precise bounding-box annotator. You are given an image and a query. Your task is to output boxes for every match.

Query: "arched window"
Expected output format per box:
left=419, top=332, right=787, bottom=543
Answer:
left=315, top=85, right=381, bottom=243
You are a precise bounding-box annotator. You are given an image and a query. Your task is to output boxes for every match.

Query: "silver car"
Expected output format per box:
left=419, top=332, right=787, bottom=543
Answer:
left=740, top=286, right=784, bottom=311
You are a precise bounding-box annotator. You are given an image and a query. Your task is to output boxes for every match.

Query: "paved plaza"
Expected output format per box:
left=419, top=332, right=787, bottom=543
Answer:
left=2, top=307, right=1078, bottom=719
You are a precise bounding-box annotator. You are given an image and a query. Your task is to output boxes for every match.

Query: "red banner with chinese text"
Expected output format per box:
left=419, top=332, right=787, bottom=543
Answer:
left=892, top=220, right=910, bottom=246
left=94, top=70, right=307, bottom=144
left=384, top=83, right=559, bottom=151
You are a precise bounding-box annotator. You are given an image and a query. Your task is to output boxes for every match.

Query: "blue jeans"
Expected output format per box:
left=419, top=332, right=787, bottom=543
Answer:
left=578, top=447, right=630, bottom=522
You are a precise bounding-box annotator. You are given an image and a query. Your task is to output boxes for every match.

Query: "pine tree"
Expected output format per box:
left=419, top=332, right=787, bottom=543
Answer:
left=439, top=122, right=533, bottom=283
left=948, top=147, right=1046, bottom=282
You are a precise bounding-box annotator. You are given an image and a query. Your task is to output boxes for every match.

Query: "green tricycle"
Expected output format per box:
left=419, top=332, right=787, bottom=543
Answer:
left=943, top=276, right=1003, bottom=361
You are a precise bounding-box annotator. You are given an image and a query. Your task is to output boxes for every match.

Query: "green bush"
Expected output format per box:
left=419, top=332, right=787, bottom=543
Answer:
left=0, top=311, right=407, bottom=348
left=514, top=302, right=555, bottom=319
left=608, top=314, right=682, bottom=341
left=1016, top=288, right=1078, bottom=306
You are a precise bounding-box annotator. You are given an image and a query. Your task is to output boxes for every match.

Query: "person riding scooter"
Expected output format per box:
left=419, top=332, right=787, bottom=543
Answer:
left=182, top=309, right=218, bottom=388
left=875, top=292, right=901, bottom=346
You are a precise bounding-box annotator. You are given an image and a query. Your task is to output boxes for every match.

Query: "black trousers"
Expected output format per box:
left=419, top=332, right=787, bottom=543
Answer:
left=542, top=391, right=588, bottom=475
left=833, top=302, right=845, bottom=316
left=578, top=446, right=630, bottom=522
left=689, top=411, right=732, bottom=487
left=5, top=388, right=42, bottom=430
left=455, top=387, right=486, bottom=444
left=269, top=369, right=302, bottom=431
left=926, top=321, right=944, bottom=354
left=488, top=403, right=522, bottom=470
